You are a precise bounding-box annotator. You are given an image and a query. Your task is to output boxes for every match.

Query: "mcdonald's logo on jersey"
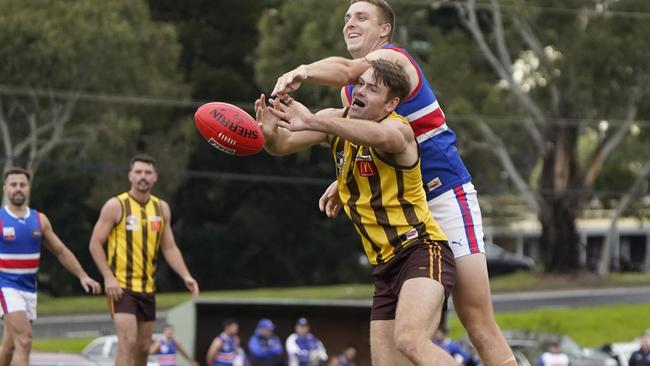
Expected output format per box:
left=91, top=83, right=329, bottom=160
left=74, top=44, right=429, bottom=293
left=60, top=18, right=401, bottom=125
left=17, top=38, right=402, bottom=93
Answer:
left=356, top=154, right=377, bottom=177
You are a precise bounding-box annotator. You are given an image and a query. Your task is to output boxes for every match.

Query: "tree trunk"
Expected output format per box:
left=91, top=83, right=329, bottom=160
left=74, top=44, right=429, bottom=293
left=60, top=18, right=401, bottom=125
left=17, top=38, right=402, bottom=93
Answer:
left=539, top=124, right=582, bottom=272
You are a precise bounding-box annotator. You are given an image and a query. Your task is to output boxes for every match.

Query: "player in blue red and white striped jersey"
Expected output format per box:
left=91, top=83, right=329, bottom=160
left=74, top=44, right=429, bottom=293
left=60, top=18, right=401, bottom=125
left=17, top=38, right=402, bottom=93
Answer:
left=149, top=324, right=198, bottom=366
left=272, top=1, right=516, bottom=365
left=206, top=319, right=243, bottom=366
left=0, top=167, right=101, bottom=366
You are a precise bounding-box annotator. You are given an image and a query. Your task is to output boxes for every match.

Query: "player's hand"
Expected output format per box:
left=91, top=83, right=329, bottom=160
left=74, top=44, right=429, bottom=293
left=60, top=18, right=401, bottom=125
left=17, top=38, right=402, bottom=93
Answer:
left=319, top=180, right=342, bottom=218
left=80, top=276, right=102, bottom=294
left=272, top=65, right=308, bottom=96
left=268, top=95, right=314, bottom=132
left=255, top=94, right=279, bottom=139
left=104, top=275, right=123, bottom=302
left=184, top=275, right=199, bottom=298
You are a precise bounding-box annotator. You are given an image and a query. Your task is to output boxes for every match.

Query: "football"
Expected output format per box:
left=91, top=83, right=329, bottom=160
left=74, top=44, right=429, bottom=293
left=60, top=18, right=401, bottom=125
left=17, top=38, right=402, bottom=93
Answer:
left=194, top=102, right=264, bottom=156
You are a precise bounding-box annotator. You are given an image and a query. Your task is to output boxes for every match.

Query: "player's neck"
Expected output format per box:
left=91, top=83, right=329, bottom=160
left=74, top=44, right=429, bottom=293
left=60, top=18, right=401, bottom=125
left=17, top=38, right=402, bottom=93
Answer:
left=351, top=39, right=390, bottom=59
left=128, top=189, right=150, bottom=204
left=6, top=203, right=28, bottom=217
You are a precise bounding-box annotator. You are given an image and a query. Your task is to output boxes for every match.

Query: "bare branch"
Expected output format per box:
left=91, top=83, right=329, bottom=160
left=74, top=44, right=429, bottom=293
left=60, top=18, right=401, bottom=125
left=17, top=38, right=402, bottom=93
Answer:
left=477, top=119, right=541, bottom=214
left=490, top=0, right=513, bottom=76
left=0, top=98, right=13, bottom=167
left=597, top=159, right=650, bottom=277
left=583, top=75, right=646, bottom=187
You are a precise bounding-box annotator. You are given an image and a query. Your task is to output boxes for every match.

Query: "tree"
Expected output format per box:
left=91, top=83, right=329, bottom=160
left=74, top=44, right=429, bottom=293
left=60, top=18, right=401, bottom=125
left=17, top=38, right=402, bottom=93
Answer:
left=445, top=0, right=650, bottom=271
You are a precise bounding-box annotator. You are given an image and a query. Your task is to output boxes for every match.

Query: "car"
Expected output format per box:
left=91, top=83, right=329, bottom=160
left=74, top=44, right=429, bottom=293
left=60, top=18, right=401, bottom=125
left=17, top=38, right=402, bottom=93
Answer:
left=598, top=340, right=642, bottom=366
left=485, top=242, right=536, bottom=276
left=29, top=351, right=99, bottom=366
left=82, top=334, right=160, bottom=366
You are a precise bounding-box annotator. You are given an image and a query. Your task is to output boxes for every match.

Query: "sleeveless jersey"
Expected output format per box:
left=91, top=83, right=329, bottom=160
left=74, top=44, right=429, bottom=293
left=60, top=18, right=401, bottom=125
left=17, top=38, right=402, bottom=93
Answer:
left=0, top=207, right=42, bottom=293
left=157, top=337, right=178, bottom=366
left=538, top=352, right=570, bottom=366
left=344, top=44, right=471, bottom=201
left=214, top=333, right=237, bottom=366
left=330, top=111, right=447, bottom=265
left=108, top=192, right=164, bottom=293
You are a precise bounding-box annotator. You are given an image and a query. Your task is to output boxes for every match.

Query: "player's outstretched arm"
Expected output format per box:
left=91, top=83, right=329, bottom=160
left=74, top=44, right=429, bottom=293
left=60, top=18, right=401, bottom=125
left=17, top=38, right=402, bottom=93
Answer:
left=206, top=337, right=223, bottom=366
left=256, top=94, right=330, bottom=156
left=159, top=201, right=199, bottom=298
left=272, top=57, right=371, bottom=96
left=89, top=198, right=123, bottom=301
left=175, top=340, right=198, bottom=366
left=40, top=213, right=102, bottom=294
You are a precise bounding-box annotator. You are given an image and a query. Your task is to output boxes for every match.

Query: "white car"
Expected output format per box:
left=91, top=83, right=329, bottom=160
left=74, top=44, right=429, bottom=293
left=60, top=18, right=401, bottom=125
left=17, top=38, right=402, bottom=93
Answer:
left=81, top=334, right=160, bottom=366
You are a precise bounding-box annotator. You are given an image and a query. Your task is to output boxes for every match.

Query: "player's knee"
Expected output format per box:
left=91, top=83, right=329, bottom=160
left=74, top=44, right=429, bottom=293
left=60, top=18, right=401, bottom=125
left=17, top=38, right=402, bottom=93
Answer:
left=118, top=334, right=138, bottom=351
left=393, top=331, right=420, bottom=359
left=14, top=332, right=32, bottom=351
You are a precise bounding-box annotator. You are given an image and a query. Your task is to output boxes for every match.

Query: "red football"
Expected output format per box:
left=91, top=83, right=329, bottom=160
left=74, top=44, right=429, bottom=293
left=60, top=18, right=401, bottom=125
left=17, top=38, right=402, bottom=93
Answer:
left=194, top=102, right=264, bottom=156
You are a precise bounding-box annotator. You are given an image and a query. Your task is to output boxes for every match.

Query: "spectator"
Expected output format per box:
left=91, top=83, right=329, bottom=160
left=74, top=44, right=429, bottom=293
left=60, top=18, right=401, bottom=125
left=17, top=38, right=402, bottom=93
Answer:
left=433, top=328, right=472, bottom=365
left=629, top=333, right=650, bottom=366
left=248, top=318, right=284, bottom=366
left=327, top=345, right=357, bottom=366
left=286, top=317, right=328, bottom=366
left=537, top=342, right=569, bottom=366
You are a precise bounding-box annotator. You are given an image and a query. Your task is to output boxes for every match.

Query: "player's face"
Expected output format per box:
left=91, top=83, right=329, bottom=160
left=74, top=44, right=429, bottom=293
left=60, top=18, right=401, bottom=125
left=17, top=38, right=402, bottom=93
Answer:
left=343, top=2, right=389, bottom=57
left=349, top=68, right=397, bottom=121
left=296, top=324, right=309, bottom=336
left=3, top=174, right=30, bottom=207
left=128, top=161, right=158, bottom=193
left=226, top=323, right=239, bottom=336
left=163, top=327, right=173, bottom=339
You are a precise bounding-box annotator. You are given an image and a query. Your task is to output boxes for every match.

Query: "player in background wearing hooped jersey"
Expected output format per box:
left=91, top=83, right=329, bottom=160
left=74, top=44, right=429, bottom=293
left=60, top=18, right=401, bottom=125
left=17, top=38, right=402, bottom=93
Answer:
left=149, top=324, right=198, bottom=366
left=206, top=319, right=242, bottom=366
left=0, top=167, right=101, bottom=366
left=272, top=1, right=515, bottom=365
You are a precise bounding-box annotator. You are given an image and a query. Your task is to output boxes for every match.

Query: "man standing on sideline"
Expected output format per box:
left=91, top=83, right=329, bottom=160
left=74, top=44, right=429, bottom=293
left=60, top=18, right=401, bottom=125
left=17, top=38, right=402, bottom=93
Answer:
left=285, top=318, right=328, bottom=366
left=536, top=342, right=569, bottom=366
left=149, top=324, right=198, bottom=366
left=272, top=1, right=515, bottom=365
left=89, top=154, right=199, bottom=366
left=258, top=59, right=457, bottom=365
left=248, top=318, right=284, bottom=366
left=0, top=167, right=101, bottom=366
left=629, top=334, right=650, bottom=366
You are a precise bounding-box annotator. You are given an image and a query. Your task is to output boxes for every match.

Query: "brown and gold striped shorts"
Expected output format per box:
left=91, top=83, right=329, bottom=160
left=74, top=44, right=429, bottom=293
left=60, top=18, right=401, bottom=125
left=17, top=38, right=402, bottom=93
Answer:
left=370, top=239, right=456, bottom=321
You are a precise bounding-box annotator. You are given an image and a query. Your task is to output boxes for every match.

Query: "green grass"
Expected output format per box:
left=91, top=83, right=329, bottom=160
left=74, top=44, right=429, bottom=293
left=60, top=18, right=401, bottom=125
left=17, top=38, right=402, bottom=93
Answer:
left=448, top=302, right=650, bottom=347
left=32, top=337, right=94, bottom=353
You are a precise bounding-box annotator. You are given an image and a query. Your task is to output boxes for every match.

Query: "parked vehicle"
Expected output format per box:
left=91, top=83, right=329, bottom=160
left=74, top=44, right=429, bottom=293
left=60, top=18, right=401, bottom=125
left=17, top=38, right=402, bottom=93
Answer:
left=599, top=340, right=642, bottom=366
left=485, top=242, right=536, bottom=276
left=30, top=351, right=99, bottom=366
left=82, top=334, right=160, bottom=366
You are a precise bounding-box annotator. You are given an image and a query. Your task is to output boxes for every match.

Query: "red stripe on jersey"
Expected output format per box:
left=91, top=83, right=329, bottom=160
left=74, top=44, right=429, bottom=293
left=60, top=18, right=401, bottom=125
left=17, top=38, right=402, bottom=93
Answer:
left=0, top=289, right=7, bottom=314
left=410, top=108, right=446, bottom=137
left=0, top=258, right=40, bottom=269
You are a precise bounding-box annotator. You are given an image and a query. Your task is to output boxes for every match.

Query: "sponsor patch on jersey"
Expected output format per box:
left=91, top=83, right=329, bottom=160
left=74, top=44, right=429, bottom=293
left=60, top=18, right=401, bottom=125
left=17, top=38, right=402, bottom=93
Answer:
left=355, top=155, right=377, bottom=177
left=126, top=215, right=139, bottom=231
left=2, top=227, right=16, bottom=241
left=149, top=216, right=162, bottom=232
left=427, top=177, right=442, bottom=192
left=405, top=228, right=418, bottom=240
left=32, top=229, right=42, bottom=238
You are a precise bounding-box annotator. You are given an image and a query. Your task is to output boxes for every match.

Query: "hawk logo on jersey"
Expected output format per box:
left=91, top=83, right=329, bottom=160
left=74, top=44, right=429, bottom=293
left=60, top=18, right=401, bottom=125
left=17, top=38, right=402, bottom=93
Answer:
left=355, top=154, right=377, bottom=177
left=149, top=216, right=162, bottom=232
left=2, top=227, right=16, bottom=241
left=126, top=215, right=139, bottom=231
left=335, top=151, right=346, bottom=177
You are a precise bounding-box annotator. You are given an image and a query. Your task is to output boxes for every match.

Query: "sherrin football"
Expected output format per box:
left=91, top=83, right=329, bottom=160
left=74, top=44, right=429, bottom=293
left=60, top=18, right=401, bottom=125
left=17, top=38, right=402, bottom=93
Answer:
left=194, top=102, right=264, bottom=156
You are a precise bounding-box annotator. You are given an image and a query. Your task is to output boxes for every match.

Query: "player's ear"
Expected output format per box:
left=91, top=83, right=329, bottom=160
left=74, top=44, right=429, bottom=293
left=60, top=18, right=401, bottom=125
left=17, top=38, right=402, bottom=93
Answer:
left=386, top=96, right=400, bottom=113
left=379, top=23, right=391, bottom=38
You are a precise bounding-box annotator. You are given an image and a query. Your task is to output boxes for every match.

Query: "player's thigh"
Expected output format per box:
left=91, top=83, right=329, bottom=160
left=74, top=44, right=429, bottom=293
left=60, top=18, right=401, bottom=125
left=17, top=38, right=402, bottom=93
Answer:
left=395, top=277, right=445, bottom=339
left=2, top=311, right=32, bottom=342
left=114, top=313, right=139, bottom=346
left=452, top=253, right=496, bottom=324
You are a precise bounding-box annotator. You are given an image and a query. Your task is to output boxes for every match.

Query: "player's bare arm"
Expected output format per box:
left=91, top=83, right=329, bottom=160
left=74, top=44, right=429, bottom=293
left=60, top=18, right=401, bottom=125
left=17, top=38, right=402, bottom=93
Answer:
left=270, top=96, right=414, bottom=157
left=318, top=180, right=342, bottom=219
left=256, top=94, right=329, bottom=156
left=273, top=49, right=419, bottom=96
left=159, top=200, right=199, bottom=297
left=148, top=339, right=161, bottom=355
left=175, top=341, right=197, bottom=365
left=206, top=337, right=223, bottom=365
left=40, top=213, right=102, bottom=294
left=88, top=197, right=123, bottom=301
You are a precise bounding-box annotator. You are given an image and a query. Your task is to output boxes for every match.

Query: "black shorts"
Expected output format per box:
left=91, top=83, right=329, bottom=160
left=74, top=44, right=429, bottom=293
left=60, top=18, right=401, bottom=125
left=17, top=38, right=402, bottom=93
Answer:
left=370, top=239, right=456, bottom=321
left=108, top=289, right=156, bottom=321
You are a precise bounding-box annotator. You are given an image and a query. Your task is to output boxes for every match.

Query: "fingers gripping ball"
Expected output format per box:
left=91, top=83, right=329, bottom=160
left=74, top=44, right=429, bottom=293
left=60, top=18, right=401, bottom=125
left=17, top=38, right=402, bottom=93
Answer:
left=194, top=102, right=264, bottom=156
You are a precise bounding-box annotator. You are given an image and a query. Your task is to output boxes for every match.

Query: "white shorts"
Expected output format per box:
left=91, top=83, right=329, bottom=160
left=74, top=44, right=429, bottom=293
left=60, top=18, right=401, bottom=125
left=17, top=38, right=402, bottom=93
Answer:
left=428, top=182, right=485, bottom=258
left=0, top=287, right=37, bottom=320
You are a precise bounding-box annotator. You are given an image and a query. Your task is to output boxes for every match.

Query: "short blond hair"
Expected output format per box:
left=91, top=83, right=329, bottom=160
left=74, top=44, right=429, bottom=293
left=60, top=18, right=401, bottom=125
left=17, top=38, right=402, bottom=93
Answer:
left=350, top=0, right=395, bottom=40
